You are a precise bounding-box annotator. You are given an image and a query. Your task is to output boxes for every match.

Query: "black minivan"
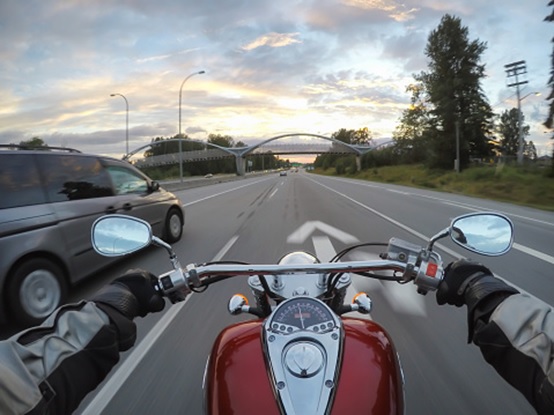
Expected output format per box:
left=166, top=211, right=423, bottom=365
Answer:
left=0, top=145, right=185, bottom=325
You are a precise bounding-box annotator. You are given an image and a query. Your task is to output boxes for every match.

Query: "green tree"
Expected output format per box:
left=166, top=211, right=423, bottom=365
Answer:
left=144, top=135, right=205, bottom=158
left=544, top=1, right=554, bottom=173
left=207, top=133, right=234, bottom=148
left=206, top=134, right=235, bottom=174
left=524, top=140, right=538, bottom=161
left=351, top=127, right=373, bottom=145
left=19, top=137, right=48, bottom=149
left=314, top=129, right=353, bottom=169
left=416, top=14, right=493, bottom=169
left=393, top=83, right=432, bottom=163
left=497, top=108, right=530, bottom=158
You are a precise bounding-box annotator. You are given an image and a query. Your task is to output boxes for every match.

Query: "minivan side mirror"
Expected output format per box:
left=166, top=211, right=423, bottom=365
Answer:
left=149, top=181, right=160, bottom=192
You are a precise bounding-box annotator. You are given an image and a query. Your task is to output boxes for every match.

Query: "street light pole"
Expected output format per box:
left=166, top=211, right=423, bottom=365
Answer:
left=178, top=70, right=205, bottom=183
left=110, top=93, right=129, bottom=156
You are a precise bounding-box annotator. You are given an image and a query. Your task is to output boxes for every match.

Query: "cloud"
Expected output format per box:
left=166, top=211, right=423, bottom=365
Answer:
left=342, top=0, right=419, bottom=22
left=241, top=32, right=302, bottom=51
left=0, top=0, right=552, bottom=155
left=186, top=126, right=207, bottom=135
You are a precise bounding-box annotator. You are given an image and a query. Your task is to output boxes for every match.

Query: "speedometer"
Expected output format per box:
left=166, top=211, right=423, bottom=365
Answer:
left=269, top=297, right=335, bottom=334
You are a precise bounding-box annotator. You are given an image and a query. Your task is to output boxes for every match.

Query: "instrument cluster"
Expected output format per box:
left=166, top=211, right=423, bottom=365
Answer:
left=269, top=297, right=336, bottom=335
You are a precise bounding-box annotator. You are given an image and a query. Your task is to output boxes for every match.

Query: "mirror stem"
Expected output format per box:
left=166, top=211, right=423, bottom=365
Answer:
left=426, top=227, right=450, bottom=251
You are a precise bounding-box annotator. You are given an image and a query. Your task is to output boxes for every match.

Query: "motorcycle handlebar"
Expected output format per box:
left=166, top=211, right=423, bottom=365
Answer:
left=156, top=257, right=443, bottom=297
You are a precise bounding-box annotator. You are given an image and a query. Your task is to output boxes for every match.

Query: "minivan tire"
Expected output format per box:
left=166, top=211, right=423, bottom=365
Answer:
left=7, top=258, right=68, bottom=326
left=164, top=208, right=184, bottom=243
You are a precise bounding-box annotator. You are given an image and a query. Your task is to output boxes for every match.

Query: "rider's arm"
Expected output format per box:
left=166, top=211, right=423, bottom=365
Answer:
left=0, top=300, right=136, bottom=415
left=0, top=269, right=164, bottom=415
left=437, top=259, right=554, bottom=415
left=471, top=293, right=554, bottom=415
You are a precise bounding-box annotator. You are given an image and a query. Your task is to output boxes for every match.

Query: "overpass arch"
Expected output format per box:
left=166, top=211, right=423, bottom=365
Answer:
left=124, top=137, right=238, bottom=160
left=126, top=134, right=378, bottom=177
left=243, top=133, right=372, bottom=156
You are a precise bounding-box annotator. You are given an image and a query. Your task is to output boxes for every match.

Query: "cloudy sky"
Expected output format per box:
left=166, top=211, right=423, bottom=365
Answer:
left=1, top=0, right=552, bottom=159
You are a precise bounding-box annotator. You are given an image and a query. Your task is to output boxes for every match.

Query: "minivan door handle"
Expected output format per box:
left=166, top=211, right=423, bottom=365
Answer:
left=121, top=203, right=132, bottom=211
left=105, top=206, right=117, bottom=214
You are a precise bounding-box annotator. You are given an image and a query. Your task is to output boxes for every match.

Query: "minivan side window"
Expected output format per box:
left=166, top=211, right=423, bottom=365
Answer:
left=37, top=155, right=114, bottom=202
left=105, top=165, right=149, bottom=195
left=0, top=154, right=47, bottom=209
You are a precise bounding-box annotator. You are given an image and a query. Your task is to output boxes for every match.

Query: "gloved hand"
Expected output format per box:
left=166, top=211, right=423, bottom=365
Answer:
left=92, top=269, right=165, bottom=319
left=436, top=259, right=493, bottom=307
left=437, top=259, right=519, bottom=343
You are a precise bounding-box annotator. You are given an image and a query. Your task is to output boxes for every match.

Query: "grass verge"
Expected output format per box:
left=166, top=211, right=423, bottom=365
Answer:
left=313, top=164, right=554, bottom=212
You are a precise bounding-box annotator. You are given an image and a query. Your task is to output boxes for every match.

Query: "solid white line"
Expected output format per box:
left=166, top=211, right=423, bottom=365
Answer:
left=513, top=243, right=554, bottom=265
left=80, top=234, right=240, bottom=414
left=305, top=176, right=549, bottom=303
left=387, top=189, right=410, bottom=195
left=440, top=201, right=481, bottom=212
left=319, top=175, right=554, bottom=228
left=308, top=179, right=431, bottom=242
left=309, top=176, right=554, bottom=265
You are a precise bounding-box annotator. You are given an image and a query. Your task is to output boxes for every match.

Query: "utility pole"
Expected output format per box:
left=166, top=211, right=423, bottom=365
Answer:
left=504, top=60, right=528, bottom=165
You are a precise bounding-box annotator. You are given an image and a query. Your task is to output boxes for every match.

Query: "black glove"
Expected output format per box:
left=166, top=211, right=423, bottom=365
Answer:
left=92, top=269, right=165, bottom=319
left=436, top=259, right=493, bottom=307
left=437, top=259, right=519, bottom=342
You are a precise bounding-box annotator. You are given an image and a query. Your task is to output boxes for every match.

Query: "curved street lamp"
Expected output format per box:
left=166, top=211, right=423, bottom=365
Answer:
left=178, top=70, right=205, bottom=182
left=110, top=93, right=129, bottom=156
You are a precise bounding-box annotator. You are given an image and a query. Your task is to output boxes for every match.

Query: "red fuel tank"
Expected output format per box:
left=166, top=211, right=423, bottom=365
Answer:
left=204, top=317, right=404, bottom=414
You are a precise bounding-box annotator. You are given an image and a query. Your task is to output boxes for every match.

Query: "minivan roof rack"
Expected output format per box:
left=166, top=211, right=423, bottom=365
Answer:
left=0, top=144, right=82, bottom=153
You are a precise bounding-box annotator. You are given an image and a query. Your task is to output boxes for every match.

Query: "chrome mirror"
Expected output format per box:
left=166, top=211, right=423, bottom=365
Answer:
left=92, top=214, right=152, bottom=256
left=450, top=213, right=514, bottom=256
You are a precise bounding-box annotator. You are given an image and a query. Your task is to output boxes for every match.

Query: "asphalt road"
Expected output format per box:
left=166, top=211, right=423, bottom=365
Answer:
left=63, top=171, right=553, bottom=414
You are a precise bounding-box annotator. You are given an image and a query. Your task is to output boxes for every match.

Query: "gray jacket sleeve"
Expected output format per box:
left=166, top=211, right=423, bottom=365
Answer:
left=472, top=293, right=554, bottom=415
left=0, top=300, right=136, bottom=415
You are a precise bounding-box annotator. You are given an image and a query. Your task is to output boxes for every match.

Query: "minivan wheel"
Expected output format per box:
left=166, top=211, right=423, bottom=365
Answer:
left=164, top=208, right=183, bottom=243
left=7, top=258, right=67, bottom=326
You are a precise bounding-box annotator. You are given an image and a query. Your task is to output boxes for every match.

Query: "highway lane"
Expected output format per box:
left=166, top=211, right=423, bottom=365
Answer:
left=67, top=171, right=552, bottom=414
left=305, top=175, right=554, bottom=306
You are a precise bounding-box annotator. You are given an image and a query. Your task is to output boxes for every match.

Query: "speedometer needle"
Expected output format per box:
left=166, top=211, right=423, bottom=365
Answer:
left=297, top=305, right=305, bottom=329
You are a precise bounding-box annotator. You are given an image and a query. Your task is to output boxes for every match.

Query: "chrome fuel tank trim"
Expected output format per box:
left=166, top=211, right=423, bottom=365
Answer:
left=262, top=296, right=343, bottom=415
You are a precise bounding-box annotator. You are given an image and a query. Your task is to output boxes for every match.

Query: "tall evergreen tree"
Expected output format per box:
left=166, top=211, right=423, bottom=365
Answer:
left=416, top=14, right=493, bottom=169
left=544, top=1, right=554, bottom=173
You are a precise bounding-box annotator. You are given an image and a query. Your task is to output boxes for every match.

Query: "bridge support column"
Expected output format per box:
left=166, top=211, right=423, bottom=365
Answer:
left=235, top=156, right=246, bottom=176
left=356, top=155, right=362, bottom=172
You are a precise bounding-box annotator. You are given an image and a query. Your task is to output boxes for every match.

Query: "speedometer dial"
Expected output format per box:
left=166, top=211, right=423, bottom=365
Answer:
left=270, top=297, right=335, bottom=334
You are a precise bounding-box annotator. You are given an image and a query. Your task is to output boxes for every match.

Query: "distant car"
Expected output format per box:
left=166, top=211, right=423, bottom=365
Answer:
left=0, top=145, right=185, bottom=325
left=280, top=171, right=287, bottom=176
left=204, top=173, right=214, bottom=178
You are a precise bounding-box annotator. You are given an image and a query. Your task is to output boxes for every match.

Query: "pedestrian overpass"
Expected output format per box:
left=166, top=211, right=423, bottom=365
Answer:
left=126, top=133, right=377, bottom=176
